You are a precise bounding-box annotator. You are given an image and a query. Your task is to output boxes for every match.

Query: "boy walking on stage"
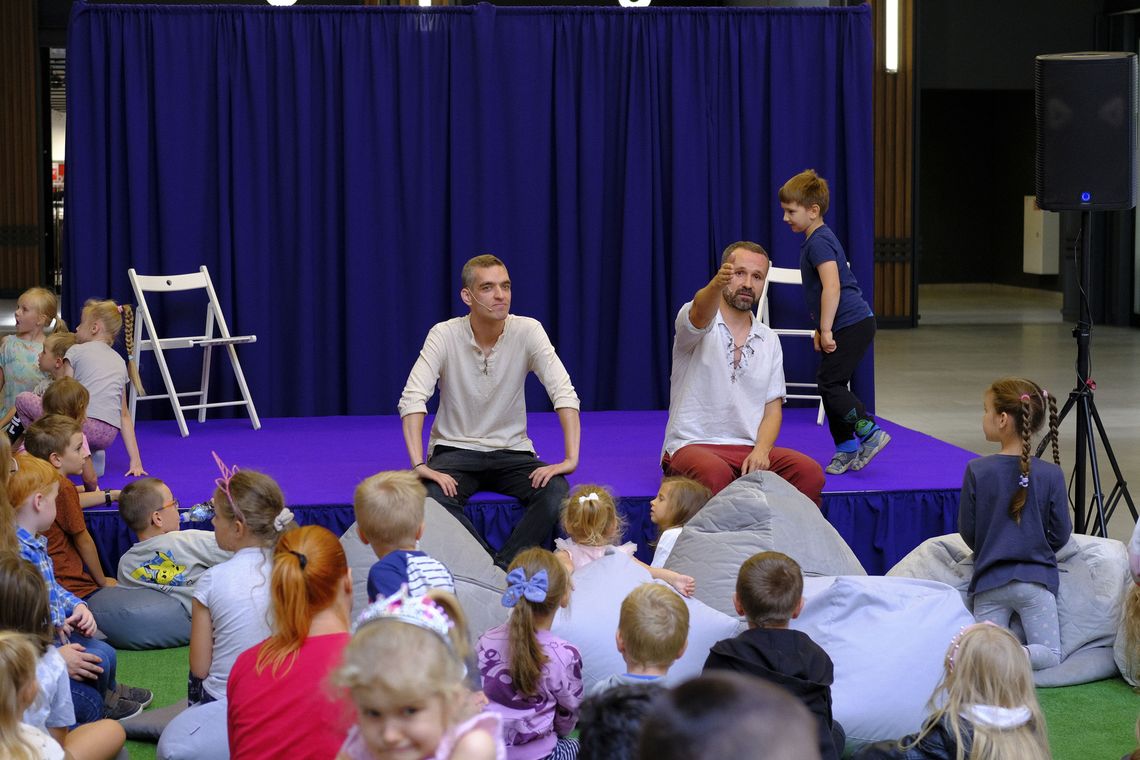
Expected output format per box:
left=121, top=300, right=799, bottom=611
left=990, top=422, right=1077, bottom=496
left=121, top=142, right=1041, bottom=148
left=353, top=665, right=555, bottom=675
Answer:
left=779, top=169, right=889, bottom=475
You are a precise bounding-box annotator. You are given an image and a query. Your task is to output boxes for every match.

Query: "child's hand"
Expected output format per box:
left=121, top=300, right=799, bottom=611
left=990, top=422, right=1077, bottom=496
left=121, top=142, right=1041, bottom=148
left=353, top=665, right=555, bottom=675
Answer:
left=669, top=573, right=696, bottom=597
left=125, top=459, right=148, bottom=477
left=58, top=642, right=104, bottom=682
left=819, top=329, right=837, bottom=353
left=813, top=329, right=822, bottom=352
left=67, top=603, right=98, bottom=637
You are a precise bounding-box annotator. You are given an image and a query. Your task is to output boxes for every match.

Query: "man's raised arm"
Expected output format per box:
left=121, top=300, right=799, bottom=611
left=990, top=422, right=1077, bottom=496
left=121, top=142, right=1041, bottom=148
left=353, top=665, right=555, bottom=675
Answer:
left=688, top=261, right=734, bottom=329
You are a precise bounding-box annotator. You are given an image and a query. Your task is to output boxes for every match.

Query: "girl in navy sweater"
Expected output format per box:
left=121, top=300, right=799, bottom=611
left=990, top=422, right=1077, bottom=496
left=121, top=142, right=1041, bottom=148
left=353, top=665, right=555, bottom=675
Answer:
left=959, top=377, right=1071, bottom=670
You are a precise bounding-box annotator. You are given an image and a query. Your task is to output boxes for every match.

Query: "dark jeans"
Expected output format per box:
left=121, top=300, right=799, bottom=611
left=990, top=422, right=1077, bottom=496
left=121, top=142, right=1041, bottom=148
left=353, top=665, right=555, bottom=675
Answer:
left=65, top=633, right=117, bottom=724
left=818, top=315, right=876, bottom=446
left=424, top=446, right=568, bottom=568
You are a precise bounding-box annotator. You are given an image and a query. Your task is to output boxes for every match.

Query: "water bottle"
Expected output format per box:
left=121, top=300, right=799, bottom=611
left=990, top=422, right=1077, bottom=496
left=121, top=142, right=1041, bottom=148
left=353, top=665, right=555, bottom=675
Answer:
left=179, top=502, right=215, bottom=524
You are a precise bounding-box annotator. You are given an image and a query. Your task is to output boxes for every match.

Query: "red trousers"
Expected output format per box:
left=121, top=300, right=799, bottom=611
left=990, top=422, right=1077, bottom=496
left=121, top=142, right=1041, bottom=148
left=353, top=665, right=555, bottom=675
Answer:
left=662, top=444, right=825, bottom=508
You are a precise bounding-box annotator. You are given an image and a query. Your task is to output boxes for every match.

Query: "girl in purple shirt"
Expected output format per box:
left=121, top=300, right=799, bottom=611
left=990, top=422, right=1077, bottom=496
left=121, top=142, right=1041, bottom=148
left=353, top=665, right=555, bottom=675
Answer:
left=478, top=549, right=583, bottom=760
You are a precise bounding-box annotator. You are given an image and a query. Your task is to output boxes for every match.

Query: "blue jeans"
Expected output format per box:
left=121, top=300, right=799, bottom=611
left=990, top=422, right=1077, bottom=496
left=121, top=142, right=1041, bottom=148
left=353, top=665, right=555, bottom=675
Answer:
left=67, top=633, right=117, bottom=698
left=424, top=446, right=568, bottom=568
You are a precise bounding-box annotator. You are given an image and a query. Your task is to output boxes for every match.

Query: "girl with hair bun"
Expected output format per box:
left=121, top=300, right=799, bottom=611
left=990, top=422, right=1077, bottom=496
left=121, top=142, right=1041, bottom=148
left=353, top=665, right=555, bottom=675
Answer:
left=959, top=377, right=1070, bottom=670
left=227, top=525, right=355, bottom=758
left=158, top=454, right=298, bottom=760
left=478, top=547, right=583, bottom=760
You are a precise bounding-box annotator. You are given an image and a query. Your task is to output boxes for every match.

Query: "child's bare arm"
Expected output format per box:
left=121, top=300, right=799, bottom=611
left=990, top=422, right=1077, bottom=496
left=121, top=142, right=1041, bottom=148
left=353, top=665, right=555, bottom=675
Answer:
left=189, top=599, right=214, bottom=679
left=81, top=455, right=99, bottom=492
left=119, top=392, right=146, bottom=476
left=636, top=557, right=695, bottom=597
left=74, top=529, right=116, bottom=587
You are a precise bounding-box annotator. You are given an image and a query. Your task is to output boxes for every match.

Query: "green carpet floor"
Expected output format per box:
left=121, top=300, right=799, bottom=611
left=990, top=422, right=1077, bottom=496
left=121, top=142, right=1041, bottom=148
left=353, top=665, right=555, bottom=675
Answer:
left=116, top=647, right=1137, bottom=760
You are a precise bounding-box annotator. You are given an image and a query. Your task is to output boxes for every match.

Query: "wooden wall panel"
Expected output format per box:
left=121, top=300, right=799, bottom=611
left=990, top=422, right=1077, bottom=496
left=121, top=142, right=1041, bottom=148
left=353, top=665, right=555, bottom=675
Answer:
left=0, top=0, right=41, bottom=293
left=872, top=0, right=915, bottom=326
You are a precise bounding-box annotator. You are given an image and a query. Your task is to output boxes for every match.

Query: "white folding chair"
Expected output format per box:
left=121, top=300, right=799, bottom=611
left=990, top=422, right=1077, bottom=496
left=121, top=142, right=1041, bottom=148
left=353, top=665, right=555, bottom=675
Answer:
left=128, top=266, right=261, bottom=437
left=759, top=266, right=826, bottom=425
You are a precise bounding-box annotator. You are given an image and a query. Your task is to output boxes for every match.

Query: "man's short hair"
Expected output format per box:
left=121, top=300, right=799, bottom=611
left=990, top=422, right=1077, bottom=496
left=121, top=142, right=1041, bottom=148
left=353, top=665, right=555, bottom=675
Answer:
left=736, top=551, right=803, bottom=627
left=720, top=241, right=770, bottom=265
left=353, top=470, right=427, bottom=547
left=578, top=683, right=659, bottom=760
left=23, top=414, right=81, bottom=461
left=461, top=254, right=507, bottom=290
left=119, top=478, right=167, bottom=533
left=619, top=584, right=690, bottom=668
left=778, top=169, right=830, bottom=216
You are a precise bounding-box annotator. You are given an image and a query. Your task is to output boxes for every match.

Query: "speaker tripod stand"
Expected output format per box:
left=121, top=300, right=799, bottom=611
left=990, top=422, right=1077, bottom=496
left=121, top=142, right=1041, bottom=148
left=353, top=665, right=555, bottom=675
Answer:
left=1035, top=210, right=1137, bottom=537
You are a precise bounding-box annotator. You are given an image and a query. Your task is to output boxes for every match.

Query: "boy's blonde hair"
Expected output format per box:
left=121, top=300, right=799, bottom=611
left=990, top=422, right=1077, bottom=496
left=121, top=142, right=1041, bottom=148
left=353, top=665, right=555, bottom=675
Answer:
left=904, top=624, right=1050, bottom=760
left=619, top=583, right=690, bottom=669
left=42, top=331, right=76, bottom=358
left=118, top=477, right=168, bottom=533
left=23, top=414, right=81, bottom=462
left=42, top=377, right=90, bottom=422
left=736, top=551, right=803, bottom=627
left=778, top=169, right=830, bottom=216
left=562, top=483, right=624, bottom=546
left=353, top=470, right=426, bottom=547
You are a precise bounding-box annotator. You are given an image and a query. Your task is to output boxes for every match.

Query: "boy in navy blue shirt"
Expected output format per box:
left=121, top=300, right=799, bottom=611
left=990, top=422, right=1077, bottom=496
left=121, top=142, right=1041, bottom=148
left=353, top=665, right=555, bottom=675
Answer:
left=353, top=470, right=455, bottom=601
left=779, top=169, right=889, bottom=474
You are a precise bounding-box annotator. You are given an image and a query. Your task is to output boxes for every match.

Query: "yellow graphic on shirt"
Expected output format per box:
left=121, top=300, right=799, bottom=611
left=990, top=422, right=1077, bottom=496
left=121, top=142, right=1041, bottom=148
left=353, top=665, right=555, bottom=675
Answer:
left=131, top=550, right=188, bottom=586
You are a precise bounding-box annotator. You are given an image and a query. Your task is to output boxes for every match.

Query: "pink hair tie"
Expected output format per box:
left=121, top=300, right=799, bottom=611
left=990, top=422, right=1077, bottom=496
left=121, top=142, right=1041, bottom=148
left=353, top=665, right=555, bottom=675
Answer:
left=1041, top=389, right=1049, bottom=399
left=116, top=304, right=124, bottom=314
left=1019, top=394, right=1030, bottom=401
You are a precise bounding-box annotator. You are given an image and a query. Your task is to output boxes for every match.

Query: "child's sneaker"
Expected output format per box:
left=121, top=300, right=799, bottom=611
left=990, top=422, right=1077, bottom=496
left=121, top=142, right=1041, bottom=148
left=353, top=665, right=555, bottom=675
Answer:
left=851, top=428, right=891, bottom=471
left=115, top=683, right=153, bottom=709
left=104, top=694, right=143, bottom=721
left=825, top=449, right=859, bottom=475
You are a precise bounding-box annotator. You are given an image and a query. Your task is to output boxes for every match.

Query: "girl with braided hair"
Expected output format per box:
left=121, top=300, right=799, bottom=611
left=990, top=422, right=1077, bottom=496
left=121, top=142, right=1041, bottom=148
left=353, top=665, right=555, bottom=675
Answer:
left=16, top=298, right=147, bottom=476
left=958, top=377, right=1071, bottom=670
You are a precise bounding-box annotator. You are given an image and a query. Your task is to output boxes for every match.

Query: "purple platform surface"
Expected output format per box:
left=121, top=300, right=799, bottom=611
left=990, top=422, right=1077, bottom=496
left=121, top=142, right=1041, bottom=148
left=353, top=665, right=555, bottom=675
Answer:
left=84, top=409, right=978, bottom=575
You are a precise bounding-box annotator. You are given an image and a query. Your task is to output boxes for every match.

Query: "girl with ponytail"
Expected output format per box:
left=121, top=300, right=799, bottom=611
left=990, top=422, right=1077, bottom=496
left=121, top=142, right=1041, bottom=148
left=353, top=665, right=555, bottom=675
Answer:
left=17, top=298, right=146, bottom=476
left=478, top=547, right=582, bottom=760
left=227, top=525, right=355, bottom=758
left=958, top=377, right=1071, bottom=670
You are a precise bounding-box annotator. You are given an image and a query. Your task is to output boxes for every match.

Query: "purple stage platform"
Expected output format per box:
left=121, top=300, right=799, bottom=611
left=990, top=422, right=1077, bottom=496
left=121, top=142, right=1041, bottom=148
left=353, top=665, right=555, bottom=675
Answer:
left=83, top=409, right=977, bottom=575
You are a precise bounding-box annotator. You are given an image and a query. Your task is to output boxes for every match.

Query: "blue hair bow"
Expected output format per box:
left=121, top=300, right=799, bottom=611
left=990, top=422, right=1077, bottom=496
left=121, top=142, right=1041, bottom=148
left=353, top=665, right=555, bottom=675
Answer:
left=501, top=568, right=549, bottom=608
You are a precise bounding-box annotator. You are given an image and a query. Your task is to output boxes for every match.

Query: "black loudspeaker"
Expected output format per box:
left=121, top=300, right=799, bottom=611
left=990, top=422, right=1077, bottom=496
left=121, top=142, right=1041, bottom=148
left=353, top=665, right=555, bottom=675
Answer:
left=1035, top=52, right=1138, bottom=211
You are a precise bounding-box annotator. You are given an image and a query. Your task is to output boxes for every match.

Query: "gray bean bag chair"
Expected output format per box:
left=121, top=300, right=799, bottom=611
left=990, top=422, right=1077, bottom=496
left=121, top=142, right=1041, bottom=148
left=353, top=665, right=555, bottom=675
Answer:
left=86, top=586, right=191, bottom=650
left=665, top=471, right=866, bottom=617
left=341, top=497, right=508, bottom=641
left=888, top=532, right=1130, bottom=686
left=551, top=552, right=744, bottom=692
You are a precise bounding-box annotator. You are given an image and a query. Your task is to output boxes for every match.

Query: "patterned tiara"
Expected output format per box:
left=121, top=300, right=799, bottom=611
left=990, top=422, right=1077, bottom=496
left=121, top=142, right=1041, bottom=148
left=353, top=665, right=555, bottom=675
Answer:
left=353, top=585, right=455, bottom=647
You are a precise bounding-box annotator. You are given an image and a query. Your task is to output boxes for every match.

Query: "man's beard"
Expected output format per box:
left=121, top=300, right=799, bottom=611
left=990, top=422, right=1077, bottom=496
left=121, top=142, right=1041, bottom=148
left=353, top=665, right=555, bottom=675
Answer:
left=723, top=287, right=755, bottom=312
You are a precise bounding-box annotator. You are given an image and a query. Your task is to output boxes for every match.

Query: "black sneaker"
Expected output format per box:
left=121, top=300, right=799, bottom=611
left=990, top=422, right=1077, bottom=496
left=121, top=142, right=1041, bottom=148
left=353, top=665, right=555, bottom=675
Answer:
left=105, top=696, right=144, bottom=721
left=116, top=683, right=154, bottom=709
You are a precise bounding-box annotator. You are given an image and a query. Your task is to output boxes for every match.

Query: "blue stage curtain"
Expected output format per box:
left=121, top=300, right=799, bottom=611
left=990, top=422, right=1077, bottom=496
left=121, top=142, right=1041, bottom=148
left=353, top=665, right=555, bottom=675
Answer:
left=65, top=3, right=873, bottom=418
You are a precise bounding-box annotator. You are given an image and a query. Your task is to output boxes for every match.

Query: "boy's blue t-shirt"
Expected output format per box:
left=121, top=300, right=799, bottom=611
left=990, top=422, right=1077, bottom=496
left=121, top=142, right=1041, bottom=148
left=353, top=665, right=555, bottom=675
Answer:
left=798, top=224, right=872, bottom=331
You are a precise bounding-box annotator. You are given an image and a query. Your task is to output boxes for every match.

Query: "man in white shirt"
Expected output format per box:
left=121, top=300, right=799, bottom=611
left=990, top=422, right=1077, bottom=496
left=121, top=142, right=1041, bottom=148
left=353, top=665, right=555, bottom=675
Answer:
left=399, top=254, right=581, bottom=568
left=661, top=241, right=825, bottom=506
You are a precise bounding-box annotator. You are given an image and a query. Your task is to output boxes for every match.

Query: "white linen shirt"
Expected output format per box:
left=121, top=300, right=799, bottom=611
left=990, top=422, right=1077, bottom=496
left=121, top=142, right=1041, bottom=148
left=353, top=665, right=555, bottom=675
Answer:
left=661, top=301, right=786, bottom=457
left=398, top=314, right=579, bottom=457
